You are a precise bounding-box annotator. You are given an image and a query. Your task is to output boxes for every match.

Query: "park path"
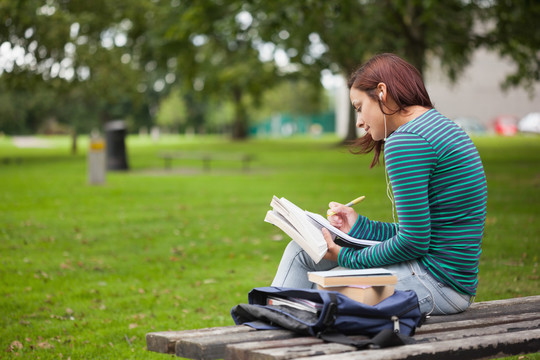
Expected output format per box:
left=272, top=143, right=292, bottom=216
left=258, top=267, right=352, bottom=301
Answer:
left=12, top=136, right=51, bottom=148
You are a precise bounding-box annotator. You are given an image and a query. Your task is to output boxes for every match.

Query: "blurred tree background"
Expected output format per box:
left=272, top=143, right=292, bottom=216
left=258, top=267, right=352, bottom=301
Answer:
left=1, top=0, right=539, bottom=145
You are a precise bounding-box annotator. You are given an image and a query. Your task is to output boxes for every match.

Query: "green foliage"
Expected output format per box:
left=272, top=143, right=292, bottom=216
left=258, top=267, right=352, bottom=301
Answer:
left=245, top=0, right=477, bottom=77
left=0, top=134, right=538, bottom=359
left=157, top=1, right=280, bottom=138
left=249, top=79, right=331, bottom=123
left=2, top=0, right=539, bottom=137
left=0, top=0, right=159, bottom=133
left=477, top=0, right=540, bottom=95
left=155, top=87, right=188, bottom=131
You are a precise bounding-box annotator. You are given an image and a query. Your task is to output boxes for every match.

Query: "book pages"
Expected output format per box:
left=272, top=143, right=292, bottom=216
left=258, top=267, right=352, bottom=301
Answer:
left=265, top=196, right=380, bottom=264
left=265, top=196, right=327, bottom=263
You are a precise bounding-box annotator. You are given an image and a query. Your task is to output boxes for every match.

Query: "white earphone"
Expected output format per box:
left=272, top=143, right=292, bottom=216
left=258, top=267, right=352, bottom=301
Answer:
left=380, top=91, right=387, bottom=142
left=378, top=89, right=400, bottom=264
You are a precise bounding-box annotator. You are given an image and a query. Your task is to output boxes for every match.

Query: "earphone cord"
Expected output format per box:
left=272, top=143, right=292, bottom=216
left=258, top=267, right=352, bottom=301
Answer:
left=384, top=112, right=434, bottom=315
left=383, top=112, right=396, bottom=221
left=385, top=165, right=397, bottom=229
left=383, top=113, right=388, bottom=142
left=383, top=112, right=397, bottom=232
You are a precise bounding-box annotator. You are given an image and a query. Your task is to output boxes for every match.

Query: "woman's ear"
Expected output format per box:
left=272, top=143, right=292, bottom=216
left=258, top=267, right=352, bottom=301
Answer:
left=377, top=82, right=387, bottom=101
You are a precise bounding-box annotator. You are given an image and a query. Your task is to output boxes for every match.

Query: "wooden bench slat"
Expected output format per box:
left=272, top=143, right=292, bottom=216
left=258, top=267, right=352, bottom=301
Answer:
left=159, top=151, right=253, bottom=171
left=175, top=329, right=297, bottom=360
left=417, top=311, right=540, bottom=334
left=250, top=342, right=358, bottom=360
left=146, top=325, right=254, bottom=354
left=225, top=336, right=327, bottom=360
left=228, top=319, right=540, bottom=360
left=416, top=318, right=540, bottom=342
left=294, top=329, right=540, bottom=360
left=421, top=294, right=540, bottom=324
left=225, top=336, right=379, bottom=360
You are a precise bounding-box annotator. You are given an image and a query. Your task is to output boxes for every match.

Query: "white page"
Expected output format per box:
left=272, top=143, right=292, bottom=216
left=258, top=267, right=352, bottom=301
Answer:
left=305, top=211, right=380, bottom=247
left=308, top=268, right=395, bottom=278
left=269, top=197, right=327, bottom=263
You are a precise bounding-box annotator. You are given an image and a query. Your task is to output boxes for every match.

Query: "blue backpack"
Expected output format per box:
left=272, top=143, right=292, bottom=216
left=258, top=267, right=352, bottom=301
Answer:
left=231, top=287, right=424, bottom=349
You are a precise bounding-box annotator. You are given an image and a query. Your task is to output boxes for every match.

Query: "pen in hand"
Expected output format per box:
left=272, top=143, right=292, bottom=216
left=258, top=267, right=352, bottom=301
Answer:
left=327, top=196, right=365, bottom=217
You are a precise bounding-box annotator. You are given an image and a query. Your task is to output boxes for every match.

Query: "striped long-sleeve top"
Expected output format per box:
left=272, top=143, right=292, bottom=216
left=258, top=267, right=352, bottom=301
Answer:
left=338, top=109, right=487, bottom=295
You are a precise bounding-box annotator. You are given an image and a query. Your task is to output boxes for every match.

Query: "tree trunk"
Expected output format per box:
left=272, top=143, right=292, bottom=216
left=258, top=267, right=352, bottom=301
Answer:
left=231, top=88, right=248, bottom=140
left=399, top=1, right=427, bottom=75
left=71, top=129, right=78, bottom=155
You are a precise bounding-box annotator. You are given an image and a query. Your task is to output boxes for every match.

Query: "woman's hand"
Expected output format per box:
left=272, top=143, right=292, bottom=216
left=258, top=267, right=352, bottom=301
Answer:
left=322, top=228, right=342, bottom=262
left=326, top=201, right=359, bottom=234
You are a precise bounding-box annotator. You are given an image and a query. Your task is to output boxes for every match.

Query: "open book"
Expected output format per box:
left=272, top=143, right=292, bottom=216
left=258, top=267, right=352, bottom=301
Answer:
left=264, top=196, right=379, bottom=263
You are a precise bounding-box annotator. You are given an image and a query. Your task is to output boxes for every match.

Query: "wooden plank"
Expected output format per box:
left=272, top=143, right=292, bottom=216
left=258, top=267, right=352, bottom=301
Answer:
left=251, top=342, right=357, bottom=360
left=422, top=295, right=540, bottom=325
left=417, top=311, right=540, bottom=334
left=294, top=329, right=540, bottom=360
left=225, top=337, right=327, bottom=360
left=237, top=320, right=540, bottom=360
left=159, top=152, right=241, bottom=159
left=159, top=151, right=253, bottom=171
left=416, top=319, right=540, bottom=342
left=146, top=325, right=253, bottom=354
left=159, top=152, right=251, bottom=162
left=175, top=329, right=297, bottom=360
left=225, top=335, right=378, bottom=360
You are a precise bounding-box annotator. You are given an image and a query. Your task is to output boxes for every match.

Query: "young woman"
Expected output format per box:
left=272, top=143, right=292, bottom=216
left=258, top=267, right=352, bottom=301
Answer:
left=271, top=53, right=488, bottom=315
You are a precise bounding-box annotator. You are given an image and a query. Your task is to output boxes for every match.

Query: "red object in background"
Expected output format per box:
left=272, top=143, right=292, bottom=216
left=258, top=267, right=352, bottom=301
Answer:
left=494, top=115, right=518, bottom=136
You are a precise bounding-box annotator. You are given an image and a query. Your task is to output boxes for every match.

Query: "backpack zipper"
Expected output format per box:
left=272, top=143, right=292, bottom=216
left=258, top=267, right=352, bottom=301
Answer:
left=391, top=302, right=421, bottom=333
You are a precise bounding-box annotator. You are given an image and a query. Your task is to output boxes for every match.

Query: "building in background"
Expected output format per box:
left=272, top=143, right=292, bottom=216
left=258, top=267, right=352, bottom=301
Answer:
left=426, top=48, right=539, bottom=133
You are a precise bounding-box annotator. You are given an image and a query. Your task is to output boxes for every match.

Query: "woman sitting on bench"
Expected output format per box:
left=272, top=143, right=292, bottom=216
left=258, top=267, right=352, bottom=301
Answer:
left=272, top=53, right=488, bottom=316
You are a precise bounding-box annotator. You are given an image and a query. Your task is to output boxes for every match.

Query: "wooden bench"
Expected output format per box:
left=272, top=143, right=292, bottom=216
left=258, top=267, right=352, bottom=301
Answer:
left=146, top=295, right=540, bottom=359
left=1, top=157, right=22, bottom=165
left=159, top=151, right=254, bottom=172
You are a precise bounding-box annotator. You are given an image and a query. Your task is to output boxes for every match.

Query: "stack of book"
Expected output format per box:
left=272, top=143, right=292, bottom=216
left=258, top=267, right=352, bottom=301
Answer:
left=308, top=268, right=397, bottom=306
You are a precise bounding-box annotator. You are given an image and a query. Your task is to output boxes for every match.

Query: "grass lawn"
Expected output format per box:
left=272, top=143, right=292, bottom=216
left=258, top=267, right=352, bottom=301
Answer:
left=0, top=134, right=538, bottom=359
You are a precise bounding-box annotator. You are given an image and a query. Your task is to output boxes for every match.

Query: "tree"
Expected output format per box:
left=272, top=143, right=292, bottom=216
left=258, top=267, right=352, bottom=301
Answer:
left=477, top=0, right=540, bottom=95
left=0, top=0, right=159, bottom=149
left=155, top=86, right=188, bottom=132
left=235, top=0, right=539, bottom=140
left=241, top=0, right=482, bottom=140
left=156, top=1, right=280, bottom=139
left=247, top=78, right=330, bottom=124
left=2, top=0, right=537, bottom=143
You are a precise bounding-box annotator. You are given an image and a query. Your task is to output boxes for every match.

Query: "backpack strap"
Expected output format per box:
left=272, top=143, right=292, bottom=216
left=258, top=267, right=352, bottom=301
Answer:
left=318, top=328, right=416, bottom=350
left=321, top=293, right=339, bottom=328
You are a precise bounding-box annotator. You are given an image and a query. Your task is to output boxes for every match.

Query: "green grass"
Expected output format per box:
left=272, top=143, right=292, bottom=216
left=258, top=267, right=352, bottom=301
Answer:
left=1, top=134, right=539, bottom=359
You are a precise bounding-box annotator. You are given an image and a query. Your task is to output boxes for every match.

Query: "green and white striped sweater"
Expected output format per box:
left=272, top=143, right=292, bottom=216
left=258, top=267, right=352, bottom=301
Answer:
left=338, top=109, right=487, bottom=295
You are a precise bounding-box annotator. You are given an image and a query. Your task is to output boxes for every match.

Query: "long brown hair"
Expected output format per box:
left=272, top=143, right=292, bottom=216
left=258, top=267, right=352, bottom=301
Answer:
left=348, top=53, right=433, bottom=167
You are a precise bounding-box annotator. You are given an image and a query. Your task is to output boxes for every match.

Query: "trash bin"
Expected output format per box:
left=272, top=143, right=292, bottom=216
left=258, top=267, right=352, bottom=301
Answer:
left=105, top=120, right=129, bottom=170
left=88, top=132, right=106, bottom=184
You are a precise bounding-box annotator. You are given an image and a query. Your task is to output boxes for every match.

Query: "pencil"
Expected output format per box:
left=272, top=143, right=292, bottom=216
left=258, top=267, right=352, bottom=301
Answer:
left=327, top=196, right=365, bottom=216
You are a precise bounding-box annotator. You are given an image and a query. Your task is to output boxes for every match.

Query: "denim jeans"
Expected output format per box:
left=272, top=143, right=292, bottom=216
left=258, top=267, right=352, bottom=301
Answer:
left=271, top=241, right=474, bottom=315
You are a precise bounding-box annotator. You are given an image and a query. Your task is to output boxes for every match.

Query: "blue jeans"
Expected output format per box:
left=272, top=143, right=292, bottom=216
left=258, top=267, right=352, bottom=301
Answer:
left=271, top=241, right=474, bottom=315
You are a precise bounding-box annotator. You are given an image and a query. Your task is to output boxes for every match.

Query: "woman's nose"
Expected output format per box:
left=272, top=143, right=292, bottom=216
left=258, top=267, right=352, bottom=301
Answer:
left=356, top=114, right=364, bottom=128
